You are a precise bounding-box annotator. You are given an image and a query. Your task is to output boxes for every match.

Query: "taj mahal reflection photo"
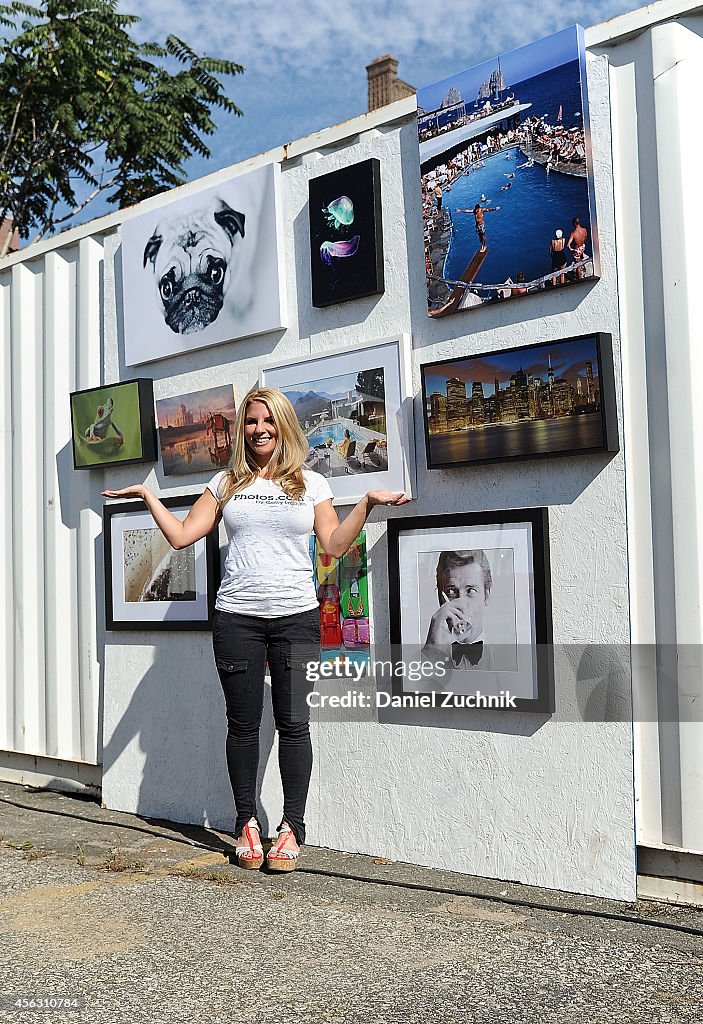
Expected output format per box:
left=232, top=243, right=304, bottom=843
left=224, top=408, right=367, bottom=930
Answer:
left=421, top=333, right=618, bottom=469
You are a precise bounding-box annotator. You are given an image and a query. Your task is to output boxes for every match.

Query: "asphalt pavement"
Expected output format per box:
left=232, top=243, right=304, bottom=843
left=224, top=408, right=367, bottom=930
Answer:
left=0, top=781, right=701, bottom=1024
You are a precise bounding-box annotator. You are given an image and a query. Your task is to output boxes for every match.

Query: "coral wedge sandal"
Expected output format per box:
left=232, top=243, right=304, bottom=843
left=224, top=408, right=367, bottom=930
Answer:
left=235, top=817, right=264, bottom=870
left=266, top=822, right=299, bottom=873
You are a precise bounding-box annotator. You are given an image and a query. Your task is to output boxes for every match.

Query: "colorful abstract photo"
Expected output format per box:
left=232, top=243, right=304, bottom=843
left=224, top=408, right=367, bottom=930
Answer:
left=310, top=531, right=370, bottom=672
left=418, top=25, right=598, bottom=316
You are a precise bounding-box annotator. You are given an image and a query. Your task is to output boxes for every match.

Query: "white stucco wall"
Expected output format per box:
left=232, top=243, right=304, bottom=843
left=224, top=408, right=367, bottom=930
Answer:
left=594, top=11, right=703, bottom=854
left=98, top=50, right=636, bottom=900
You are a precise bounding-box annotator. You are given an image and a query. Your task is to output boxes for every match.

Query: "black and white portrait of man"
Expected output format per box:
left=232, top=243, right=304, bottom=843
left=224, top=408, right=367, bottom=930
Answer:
left=121, top=162, right=285, bottom=366
left=420, top=548, right=518, bottom=672
left=391, top=514, right=550, bottom=704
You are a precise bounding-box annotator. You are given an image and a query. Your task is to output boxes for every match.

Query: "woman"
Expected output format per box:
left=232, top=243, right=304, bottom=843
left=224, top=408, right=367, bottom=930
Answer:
left=103, top=387, right=407, bottom=872
left=549, top=229, right=567, bottom=286
left=336, top=428, right=352, bottom=460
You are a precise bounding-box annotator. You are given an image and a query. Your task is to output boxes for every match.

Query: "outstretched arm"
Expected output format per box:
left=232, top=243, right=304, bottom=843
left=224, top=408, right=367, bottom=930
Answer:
left=102, top=484, right=221, bottom=549
left=314, top=491, right=410, bottom=558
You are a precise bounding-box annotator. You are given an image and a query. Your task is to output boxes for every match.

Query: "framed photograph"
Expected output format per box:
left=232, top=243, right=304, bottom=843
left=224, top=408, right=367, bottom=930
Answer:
left=387, top=509, right=554, bottom=712
left=103, top=496, right=220, bottom=630
left=121, top=162, right=286, bottom=365
left=308, top=158, right=384, bottom=307
left=261, top=335, right=415, bottom=504
left=422, top=332, right=618, bottom=470
left=156, top=384, right=236, bottom=477
left=70, top=378, right=157, bottom=470
left=417, top=25, right=599, bottom=316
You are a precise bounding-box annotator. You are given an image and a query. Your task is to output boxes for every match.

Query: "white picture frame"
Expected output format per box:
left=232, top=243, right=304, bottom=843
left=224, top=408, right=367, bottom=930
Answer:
left=120, top=162, right=286, bottom=366
left=261, top=334, right=415, bottom=505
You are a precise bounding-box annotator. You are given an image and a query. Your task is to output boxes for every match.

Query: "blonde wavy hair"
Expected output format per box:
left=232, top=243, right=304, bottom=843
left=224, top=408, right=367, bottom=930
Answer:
left=216, top=387, right=310, bottom=505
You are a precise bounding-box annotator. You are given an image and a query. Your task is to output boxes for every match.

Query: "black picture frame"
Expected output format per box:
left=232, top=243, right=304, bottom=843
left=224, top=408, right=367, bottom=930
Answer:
left=309, top=157, right=384, bottom=307
left=421, top=332, right=618, bottom=471
left=387, top=508, right=554, bottom=713
left=70, top=378, right=157, bottom=471
left=103, top=495, right=220, bottom=630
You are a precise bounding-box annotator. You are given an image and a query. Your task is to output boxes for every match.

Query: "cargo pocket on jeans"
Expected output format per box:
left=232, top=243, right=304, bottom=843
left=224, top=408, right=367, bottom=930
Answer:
left=215, top=658, right=250, bottom=692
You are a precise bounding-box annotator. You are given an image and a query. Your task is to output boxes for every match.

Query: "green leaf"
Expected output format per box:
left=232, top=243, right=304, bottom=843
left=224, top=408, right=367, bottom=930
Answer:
left=0, top=0, right=245, bottom=247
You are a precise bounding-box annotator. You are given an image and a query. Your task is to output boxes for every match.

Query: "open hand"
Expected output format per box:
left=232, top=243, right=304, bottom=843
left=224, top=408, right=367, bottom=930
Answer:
left=101, top=484, right=149, bottom=501
left=366, top=490, right=411, bottom=508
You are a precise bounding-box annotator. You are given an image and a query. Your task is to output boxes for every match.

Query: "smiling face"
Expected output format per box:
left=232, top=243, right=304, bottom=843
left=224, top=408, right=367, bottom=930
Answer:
left=438, top=560, right=489, bottom=643
left=244, top=400, right=278, bottom=467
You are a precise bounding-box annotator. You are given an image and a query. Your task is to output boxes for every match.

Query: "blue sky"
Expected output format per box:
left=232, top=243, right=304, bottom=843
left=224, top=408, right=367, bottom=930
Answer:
left=50, top=0, right=640, bottom=232
left=283, top=371, right=363, bottom=398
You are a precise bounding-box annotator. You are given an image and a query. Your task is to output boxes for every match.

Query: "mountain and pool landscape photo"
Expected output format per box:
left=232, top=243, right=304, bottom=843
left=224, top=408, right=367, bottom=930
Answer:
left=282, top=367, right=389, bottom=478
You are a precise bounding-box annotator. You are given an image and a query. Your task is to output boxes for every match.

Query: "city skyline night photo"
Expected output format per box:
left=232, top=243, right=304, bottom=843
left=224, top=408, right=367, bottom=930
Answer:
left=422, top=333, right=617, bottom=468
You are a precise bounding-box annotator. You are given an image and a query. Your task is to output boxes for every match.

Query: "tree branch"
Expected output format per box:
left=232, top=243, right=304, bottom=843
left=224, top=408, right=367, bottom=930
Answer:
left=31, top=166, right=124, bottom=241
left=0, top=75, right=34, bottom=172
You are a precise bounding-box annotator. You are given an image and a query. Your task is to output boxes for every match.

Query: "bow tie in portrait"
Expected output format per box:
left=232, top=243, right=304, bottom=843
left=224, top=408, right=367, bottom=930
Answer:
left=451, top=640, right=484, bottom=667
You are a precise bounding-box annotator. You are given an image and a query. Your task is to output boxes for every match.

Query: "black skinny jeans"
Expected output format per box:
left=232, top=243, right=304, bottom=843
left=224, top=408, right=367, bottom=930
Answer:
left=212, top=606, right=320, bottom=845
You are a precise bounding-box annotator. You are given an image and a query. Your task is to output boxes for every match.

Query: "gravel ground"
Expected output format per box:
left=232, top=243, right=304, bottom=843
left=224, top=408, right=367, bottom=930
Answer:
left=0, top=784, right=701, bottom=1024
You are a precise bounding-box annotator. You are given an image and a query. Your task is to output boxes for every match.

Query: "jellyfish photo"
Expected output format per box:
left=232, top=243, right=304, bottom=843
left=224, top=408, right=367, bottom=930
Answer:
left=309, top=157, right=383, bottom=306
left=320, top=236, right=361, bottom=267
left=322, top=195, right=355, bottom=231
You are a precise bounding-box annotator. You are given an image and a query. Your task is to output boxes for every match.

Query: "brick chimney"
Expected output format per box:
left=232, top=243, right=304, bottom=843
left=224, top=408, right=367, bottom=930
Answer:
left=0, top=219, right=20, bottom=255
left=366, top=54, right=415, bottom=112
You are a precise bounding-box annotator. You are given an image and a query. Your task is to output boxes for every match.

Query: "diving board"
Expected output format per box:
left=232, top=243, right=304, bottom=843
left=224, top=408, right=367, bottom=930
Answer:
left=428, top=249, right=488, bottom=318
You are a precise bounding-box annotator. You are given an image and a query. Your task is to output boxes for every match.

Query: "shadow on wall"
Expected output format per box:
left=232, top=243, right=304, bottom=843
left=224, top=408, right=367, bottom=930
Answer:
left=362, top=525, right=632, bottom=735
left=293, top=168, right=385, bottom=340
left=99, top=628, right=281, bottom=839
left=55, top=438, right=107, bottom=766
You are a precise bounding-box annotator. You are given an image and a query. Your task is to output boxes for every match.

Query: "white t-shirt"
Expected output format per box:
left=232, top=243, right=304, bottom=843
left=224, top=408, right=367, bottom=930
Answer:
left=207, top=469, right=334, bottom=618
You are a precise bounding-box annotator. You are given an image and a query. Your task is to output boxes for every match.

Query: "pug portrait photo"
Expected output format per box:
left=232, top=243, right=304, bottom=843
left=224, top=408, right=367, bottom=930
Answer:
left=121, top=162, right=285, bottom=366
left=143, top=197, right=247, bottom=336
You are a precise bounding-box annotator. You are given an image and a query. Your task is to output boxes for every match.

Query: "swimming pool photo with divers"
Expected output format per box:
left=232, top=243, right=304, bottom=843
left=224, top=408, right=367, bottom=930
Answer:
left=443, top=148, right=591, bottom=292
